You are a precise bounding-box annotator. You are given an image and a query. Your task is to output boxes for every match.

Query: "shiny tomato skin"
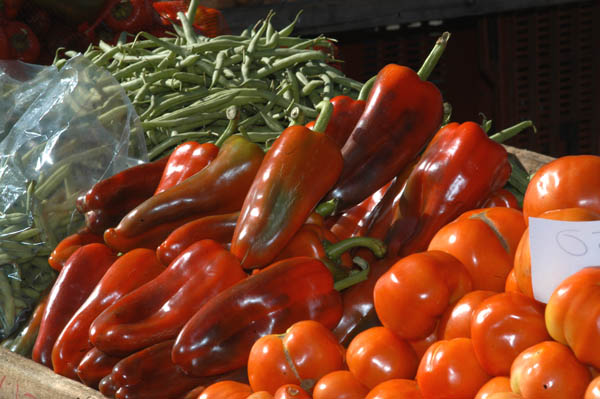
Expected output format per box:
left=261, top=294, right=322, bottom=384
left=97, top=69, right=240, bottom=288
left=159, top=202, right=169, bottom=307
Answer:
left=417, top=337, right=491, bottom=399
left=486, top=394, right=522, bottom=399
left=366, top=379, right=423, bottom=399
left=247, top=392, right=275, bottom=399
left=346, top=326, right=419, bottom=389
left=273, top=384, right=311, bottom=399
left=198, top=381, right=253, bottom=399
left=504, top=268, right=521, bottom=293
left=471, top=292, right=550, bottom=376
left=408, top=324, right=438, bottom=362
left=437, top=290, right=496, bottom=340
left=475, top=376, right=512, bottom=399
left=523, top=155, right=600, bottom=222
left=312, top=370, right=369, bottom=399
left=585, top=376, right=600, bottom=399
left=374, top=250, right=472, bottom=340
left=545, top=267, right=600, bottom=369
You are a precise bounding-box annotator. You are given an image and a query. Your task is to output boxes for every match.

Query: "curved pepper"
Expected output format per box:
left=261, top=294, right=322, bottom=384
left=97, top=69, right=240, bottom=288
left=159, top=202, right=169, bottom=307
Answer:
left=115, top=135, right=264, bottom=238
left=47, top=229, right=104, bottom=271
left=31, top=243, right=117, bottom=368
left=99, top=374, right=119, bottom=398
left=90, top=239, right=247, bottom=357
left=305, top=95, right=366, bottom=148
left=154, top=141, right=219, bottom=194
left=324, top=34, right=449, bottom=214
left=51, top=248, right=165, bottom=380
left=172, top=256, right=347, bottom=377
left=231, top=103, right=344, bottom=269
left=76, top=347, right=122, bottom=388
left=156, top=212, right=239, bottom=266
left=385, top=121, right=511, bottom=257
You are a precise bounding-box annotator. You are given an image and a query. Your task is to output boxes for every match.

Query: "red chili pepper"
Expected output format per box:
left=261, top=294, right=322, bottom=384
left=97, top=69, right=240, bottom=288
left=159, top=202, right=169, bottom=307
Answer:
left=51, top=248, right=165, bottom=380
left=31, top=243, right=118, bottom=368
left=99, top=374, right=118, bottom=398
left=47, top=229, right=104, bottom=271
left=0, top=0, right=23, bottom=19
left=76, top=348, right=122, bottom=389
left=385, top=121, right=512, bottom=257
left=156, top=212, right=239, bottom=266
left=4, top=21, right=40, bottom=63
left=154, top=141, right=219, bottom=194
left=305, top=95, right=366, bottom=149
left=104, top=0, right=155, bottom=33
left=90, top=240, right=247, bottom=357
left=114, top=135, right=264, bottom=238
left=231, top=103, right=343, bottom=269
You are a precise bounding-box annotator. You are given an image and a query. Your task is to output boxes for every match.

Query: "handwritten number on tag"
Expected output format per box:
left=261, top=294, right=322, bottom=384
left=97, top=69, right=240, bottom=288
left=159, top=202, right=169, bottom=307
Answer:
left=555, top=229, right=600, bottom=257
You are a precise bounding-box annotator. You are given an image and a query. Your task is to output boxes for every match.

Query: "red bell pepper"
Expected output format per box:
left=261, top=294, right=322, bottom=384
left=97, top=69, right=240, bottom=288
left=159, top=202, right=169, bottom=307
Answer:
left=104, top=0, right=155, bottom=33
left=305, top=95, right=366, bottom=148
left=230, top=102, right=344, bottom=269
left=76, top=347, right=122, bottom=389
left=156, top=212, right=239, bottom=266
left=114, top=135, right=264, bottom=238
left=154, top=141, right=219, bottom=194
left=51, top=248, right=165, bottom=380
left=3, top=21, right=40, bottom=63
left=47, top=229, right=104, bottom=271
left=31, top=243, right=117, bottom=368
left=0, top=0, right=23, bottom=19
left=90, top=240, right=247, bottom=356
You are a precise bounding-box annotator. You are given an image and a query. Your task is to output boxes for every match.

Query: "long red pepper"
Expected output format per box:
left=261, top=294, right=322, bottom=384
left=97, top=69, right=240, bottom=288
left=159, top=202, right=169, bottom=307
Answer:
left=47, top=229, right=104, bottom=271
left=305, top=95, right=366, bottom=148
left=76, top=347, right=122, bottom=388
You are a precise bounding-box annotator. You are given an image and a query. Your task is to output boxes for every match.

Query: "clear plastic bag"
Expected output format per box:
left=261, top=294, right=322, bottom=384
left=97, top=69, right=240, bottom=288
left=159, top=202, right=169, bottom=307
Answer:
left=0, top=55, right=147, bottom=340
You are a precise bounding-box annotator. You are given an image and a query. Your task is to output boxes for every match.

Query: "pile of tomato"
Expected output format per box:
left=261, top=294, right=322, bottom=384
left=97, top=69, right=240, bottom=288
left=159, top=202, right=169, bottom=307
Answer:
left=193, top=156, right=600, bottom=399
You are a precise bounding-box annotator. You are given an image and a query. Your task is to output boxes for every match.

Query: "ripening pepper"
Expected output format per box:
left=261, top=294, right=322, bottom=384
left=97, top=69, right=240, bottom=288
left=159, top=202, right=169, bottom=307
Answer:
left=51, top=248, right=164, bottom=380
left=114, top=135, right=264, bottom=238
left=385, top=121, right=511, bottom=257
left=47, top=229, right=104, bottom=271
left=323, top=33, right=449, bottom=214
left=172, top=256, right=355, bottom=377
left=230, top=102, right=344, bottom=269
left=90, top=240, right=247, bottom=356
left=76, top=347, right=122, bottom=389
left=156, top=212, right=239, bottom=266
left=32, top=243, right=118, bottom=368
left=154, top=141, right=219, bottom=194
left=305, top=95, right=366, bottom=148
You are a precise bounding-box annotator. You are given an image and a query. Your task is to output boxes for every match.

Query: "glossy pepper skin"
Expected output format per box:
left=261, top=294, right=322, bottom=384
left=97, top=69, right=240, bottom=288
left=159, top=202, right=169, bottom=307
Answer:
left=90, top=240, right=247, bottom=356
left=385, top=121, right=511, bottom=257
left=326, top=64, right=443, bottom=214
left=51, top=248, right=164, bottom=380
left=156, top=212, right=239, bottom=266
left=104, top=0, right=154, bottom=33
left=231, top=122, right=344, bottom=269
left=154, top=141, right=219, bottom=194
left=76, top=347, right=122, bottom=388
left=47, top=229, right=104, bottom=271
left=76, top=156, right=168, bottom=235
left=305, top=95, right=366, bottom=148
left=172, top=256, right=343, bottom=377
left=32, top=243, right=117, bottom=368
left=115, top=135, right=264, bottom=238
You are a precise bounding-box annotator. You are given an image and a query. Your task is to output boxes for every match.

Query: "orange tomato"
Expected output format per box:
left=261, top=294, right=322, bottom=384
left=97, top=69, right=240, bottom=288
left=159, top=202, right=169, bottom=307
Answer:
left=312, top=370, right=369, bottom=399
left=198, top=381, right=253, bottom=399
left=504, top=268, right=521, bottom=293
left=471, top=292, right=550, bottom=376
left=247, top=320, right=345, bottom=394
left=585, top=376, right=600, bottom=399
left=486, top=394, right=522, bottom=399
left=513, top=207, right=600, bottom=298
left=523, top=155, right=600, bottom=222
left=247, top=392, right=274, bottom=399
left=437, top=290, right=496, bottom=340
left=416, top=337, right=491, bottom=399
left=428, top=207, right=526, bottom=291
left=365, top=379, right=423, bottom=399
left=545, top=267, right=600, bottom=369
left=475, top=376, right=512, bottom=399
left=408, top=324, right=438, bottom=362
left=510, top=341, right=591, bottom=398
left=346, top=326, right=418, bottom=389
left=374, top=250, right=472, bottom=340
left=273, top=384, right=311, bottom=399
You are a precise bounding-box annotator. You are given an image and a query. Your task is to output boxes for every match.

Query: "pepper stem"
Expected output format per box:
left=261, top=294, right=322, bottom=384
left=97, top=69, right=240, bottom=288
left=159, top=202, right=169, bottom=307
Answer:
left=315, top=198, right=338, bottom=217
left=215, top=106, right=240, bottom=147
left=417, top=31, right=451, bottom=81
left=311, top=101, right=334, bottom=133
left=333, top=262, right=370, bottom=291
left=325, top=237, right=387, bottom=261
left=358, top=75, right=377, bottom=101
left=489, top=120, right=536, bottom=143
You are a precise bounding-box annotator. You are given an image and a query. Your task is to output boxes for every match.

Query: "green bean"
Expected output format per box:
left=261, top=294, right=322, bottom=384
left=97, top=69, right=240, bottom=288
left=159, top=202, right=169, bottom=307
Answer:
left=255, top=51, right=328, bottom=79
left=279, top=10, right=303, bottom=37
left=301, top=80, right=323, bottom=96
left=153, top=89, right=239, bottom=121
left=325, top=70, right=363, bottom=92
left=0, top=271, right=15, bottom=333
left=121, top=68, right=179, bottom=91
left=320, top=73, right=333, bottom=100
left=143, top=111, right=224, bottom=128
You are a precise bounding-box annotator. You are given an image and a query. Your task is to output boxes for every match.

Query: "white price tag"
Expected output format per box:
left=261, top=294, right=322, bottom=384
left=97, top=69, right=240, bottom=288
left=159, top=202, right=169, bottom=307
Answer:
left=529, top=217, right=600, bottom=303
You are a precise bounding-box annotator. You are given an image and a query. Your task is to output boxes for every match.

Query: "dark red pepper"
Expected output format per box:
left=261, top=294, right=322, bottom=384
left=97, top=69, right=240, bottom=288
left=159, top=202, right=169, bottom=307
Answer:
left=482, top=187, right=521, bottom=209
left=4, top=21, right=40, bottom=63
left=104, top=0, right=155, bottom=33
left=76, top=347, right=122, bottom=389
left=47, top=229, right=104, bottom=271
left=305, top=95, right=366, bottom=149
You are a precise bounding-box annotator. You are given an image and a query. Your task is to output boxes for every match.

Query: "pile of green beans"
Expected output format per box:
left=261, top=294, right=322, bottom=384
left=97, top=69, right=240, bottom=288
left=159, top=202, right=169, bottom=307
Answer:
left=55, top=9, right=364, bottom=160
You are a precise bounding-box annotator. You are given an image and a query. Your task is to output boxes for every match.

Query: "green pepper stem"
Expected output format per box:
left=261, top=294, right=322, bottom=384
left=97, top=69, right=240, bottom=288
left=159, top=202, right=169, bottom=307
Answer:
left=326, top=237, right=387, bottom=260
left=489, top=120, right=536, bottom=143
left=417, top=31, right=451, bottom=81
left=358, top=75, right=377, bottom=101
left=333, top=263, right=370, bottom=291
left=315, top=198, right=338, bottom=217
left=311, top=101, right=333, bottom=133
left=215, top=106, right=240, bottom=147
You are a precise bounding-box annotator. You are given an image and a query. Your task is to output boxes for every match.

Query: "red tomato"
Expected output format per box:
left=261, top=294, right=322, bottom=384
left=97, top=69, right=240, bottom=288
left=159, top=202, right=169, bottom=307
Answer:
left=511, top=341, right=590, bottom=398
left=585, top=376, right=600, bottom=399
left=475, top=376, right=512, bottom=399
left=366, top=379, right=423, bottom=399
left=483, top=188, right=521, bottom=210
left=416, top=337, right=491, bottom=399
left=273, top=384, right=310, bottom=399
left=523, top=155, right=600, bottom=223
left=198, top=381, right=253, bottom=399
left=408, top=324, right=438, bottom=362
left=514, top=207, right=600, bottom=298
left=471, top=292, right=550, bottom=376
left=545, top=267, right=600, bottom=369
left=247, top=393, right=274, bottom=399
left=504, top=268, right=521, bottom=293
left=247, top=320, right=345, bottom=394
left=486, top=394, right=522, bottom=399
left=346, top=326, right=418, bottom=389
left=437, top=290, right=496, bottom=340
left=428, top=207, right=526, bottom=291
left=374, top=250, right=472, bottom=340
left=312, top=370, right=369, bottom=399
